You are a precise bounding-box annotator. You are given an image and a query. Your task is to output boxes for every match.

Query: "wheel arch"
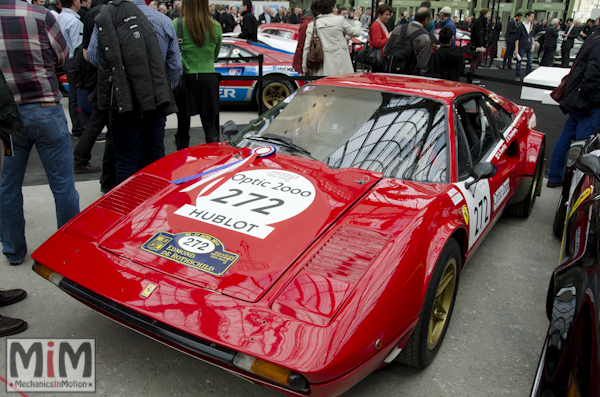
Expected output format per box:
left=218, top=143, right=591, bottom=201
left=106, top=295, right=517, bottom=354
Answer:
left=251, top=72, right=299, bottom=92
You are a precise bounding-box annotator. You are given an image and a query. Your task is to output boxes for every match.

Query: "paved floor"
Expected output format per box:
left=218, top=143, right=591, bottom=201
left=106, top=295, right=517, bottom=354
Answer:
left=0, top=69, right=568, bottom=396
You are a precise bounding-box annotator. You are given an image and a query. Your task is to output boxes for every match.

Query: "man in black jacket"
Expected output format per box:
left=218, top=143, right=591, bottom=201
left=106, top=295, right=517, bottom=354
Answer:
left=561, top=18, right=579, bottom=67
left=486, top=17, right=501, bottom=66
left=548, top=27, right=600, bottom=187
left=221, top=7, right=237, bottom=33
left=429, top=26, right=464, bottom=81
left=467, top=8, right=489, bottom=83
left=502, top=12, right=522, bottom=69
left=239, top=0, right=258, bottom=42
left=540, top=18, right=559, bottom=66
left=86, top=0, right=181, bottom=184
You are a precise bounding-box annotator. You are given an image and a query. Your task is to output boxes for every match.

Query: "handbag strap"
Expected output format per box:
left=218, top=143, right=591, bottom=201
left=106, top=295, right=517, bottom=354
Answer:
left=176, top=18, right=183, bottom=49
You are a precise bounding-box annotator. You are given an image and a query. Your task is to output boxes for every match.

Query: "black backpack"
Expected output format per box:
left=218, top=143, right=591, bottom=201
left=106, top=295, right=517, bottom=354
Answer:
left=386, top=24, right=428, bottom=75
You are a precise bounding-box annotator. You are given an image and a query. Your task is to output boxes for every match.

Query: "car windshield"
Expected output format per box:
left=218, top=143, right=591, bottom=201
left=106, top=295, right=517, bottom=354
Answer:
left=261, top=29, right=294, bottom=39
left=231, top=85, right=448, bottom=183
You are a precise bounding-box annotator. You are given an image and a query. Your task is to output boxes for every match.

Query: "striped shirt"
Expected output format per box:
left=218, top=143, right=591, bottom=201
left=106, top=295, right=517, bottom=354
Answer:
left=0, top=0, right=68, bottom=104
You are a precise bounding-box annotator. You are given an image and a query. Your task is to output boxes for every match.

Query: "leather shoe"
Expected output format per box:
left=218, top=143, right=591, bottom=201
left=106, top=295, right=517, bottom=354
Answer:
left=0, top=289, right=27, bottom=307
left=0, top=316, right=27, bottom=337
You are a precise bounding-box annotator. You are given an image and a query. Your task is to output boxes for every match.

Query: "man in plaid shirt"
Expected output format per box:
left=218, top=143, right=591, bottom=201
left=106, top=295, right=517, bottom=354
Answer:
left=0, top=0, right=80, bottom=270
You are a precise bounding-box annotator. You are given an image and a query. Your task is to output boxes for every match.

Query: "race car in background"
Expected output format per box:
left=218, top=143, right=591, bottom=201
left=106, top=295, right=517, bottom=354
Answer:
left=216, top=38, right=302, bottom=109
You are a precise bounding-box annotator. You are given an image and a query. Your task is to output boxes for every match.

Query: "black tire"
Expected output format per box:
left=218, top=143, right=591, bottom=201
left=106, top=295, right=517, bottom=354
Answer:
left=507, top=143, right=545, bottom=218
left=260, top=80, right=294, bottom=110
left=553, top=191, right=568, bottom=239
left=396, top=239, right=461, bottom=369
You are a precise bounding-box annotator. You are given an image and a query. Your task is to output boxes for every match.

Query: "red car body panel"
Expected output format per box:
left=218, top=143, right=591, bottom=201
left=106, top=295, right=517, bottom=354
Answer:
left=32, top=74, right=543, bottom=396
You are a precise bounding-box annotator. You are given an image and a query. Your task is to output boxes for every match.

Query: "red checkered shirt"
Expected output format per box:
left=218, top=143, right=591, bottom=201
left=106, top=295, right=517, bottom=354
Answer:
left=0, top=0, right=69, bottom=104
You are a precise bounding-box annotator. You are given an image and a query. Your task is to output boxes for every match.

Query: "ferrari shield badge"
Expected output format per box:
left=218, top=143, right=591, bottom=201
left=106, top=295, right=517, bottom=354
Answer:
left=141, top=232, right=240, bottom=277
left=140, top=283, right=157, bottom=298
left=462, top=206, right=469, bottom=225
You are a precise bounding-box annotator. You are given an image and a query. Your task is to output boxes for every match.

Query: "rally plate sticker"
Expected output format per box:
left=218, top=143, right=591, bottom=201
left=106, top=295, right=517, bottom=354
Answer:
left=141, top=232, right=240, bottom=276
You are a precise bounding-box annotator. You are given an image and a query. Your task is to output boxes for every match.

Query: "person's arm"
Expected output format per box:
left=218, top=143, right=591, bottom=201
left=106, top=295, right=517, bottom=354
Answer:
left=415, top=35, right=431, bottom=73
left=213, top=22, right=222, bottom=62
left=342, top=17, right=363, bottom=38
left=302, top=21, right=314, bottom=74
left=371, top=22, right=386, bottom=49
left=46, top=10, right=69, bottom=67
left=569, top=26, right=579, bottom=40
left=165, top=22, right=183, bottom=89
left=581, top=46, right=600, bottom=107
left=87, top=26, right=98, bottom=66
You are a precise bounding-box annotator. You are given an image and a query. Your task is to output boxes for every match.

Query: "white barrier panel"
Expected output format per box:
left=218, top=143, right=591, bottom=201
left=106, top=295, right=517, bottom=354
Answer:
left=520, top=66, right=570, bottom=102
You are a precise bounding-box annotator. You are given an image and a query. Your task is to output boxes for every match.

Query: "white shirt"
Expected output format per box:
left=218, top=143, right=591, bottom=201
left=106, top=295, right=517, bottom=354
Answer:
left=57, top=8, right=82, bottom=59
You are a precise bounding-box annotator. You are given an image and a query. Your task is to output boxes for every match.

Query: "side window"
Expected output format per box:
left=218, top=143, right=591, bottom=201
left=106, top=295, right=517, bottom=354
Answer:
left=217, top=45, right=230, bottom=60
left=485, top=99, right=513, bottom=134
left=456, top=121, right=472, bottom=180
left=229, top=46, right=256, bottom=63
left=455, top=97, right=499, bottom=164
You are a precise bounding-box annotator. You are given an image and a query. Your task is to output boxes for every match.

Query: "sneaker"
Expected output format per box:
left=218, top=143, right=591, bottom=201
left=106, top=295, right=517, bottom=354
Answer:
left=9, top=260, right=22, bottom=266
left=472, top=79, right=481, bottom=84
left=74, top=163, right=101, bottom=174
left=515, top=77, right=521, bottom=82
left=95, top=135, right=106, bottom=143
left=0, top=289, right=27, bottom=307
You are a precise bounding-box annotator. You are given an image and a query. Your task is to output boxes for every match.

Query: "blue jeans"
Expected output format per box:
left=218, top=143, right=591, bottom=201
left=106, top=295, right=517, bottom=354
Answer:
left=515, top=48, right=533, bottom=78
left=109, top=110, right=166, bottom=185
left=548, top=109, right=600, bottom=183
left=1, top=103, right=80, bottom=262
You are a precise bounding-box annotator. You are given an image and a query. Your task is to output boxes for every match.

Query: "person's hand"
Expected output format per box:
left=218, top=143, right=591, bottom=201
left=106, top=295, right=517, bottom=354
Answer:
left=354, top=7, right=362, bottom=21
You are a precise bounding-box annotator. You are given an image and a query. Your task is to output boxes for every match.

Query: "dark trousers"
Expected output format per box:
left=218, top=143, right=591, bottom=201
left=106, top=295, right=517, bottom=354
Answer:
left=175, top=114, right=220, bottom=150
left=470, top=52, right=484, bottom=72
left=487, top=40, right=499, bottom=66
left=65, top=59, right=84, bottom=136
left=101, top=128, right=116, bottom=192
left=561, top=43, right=573, bottom=67
left=73, top=104, right=107, bottom=166
left=540, top=48, right=555, bottom=66
left=502, top=42, right=516, bottom=68
left=109, top=109, right=166, bottom=185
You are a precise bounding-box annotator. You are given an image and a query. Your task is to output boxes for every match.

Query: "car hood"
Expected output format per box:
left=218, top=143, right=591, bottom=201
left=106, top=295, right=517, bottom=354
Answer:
left=98, top=145, right=383, bottom=303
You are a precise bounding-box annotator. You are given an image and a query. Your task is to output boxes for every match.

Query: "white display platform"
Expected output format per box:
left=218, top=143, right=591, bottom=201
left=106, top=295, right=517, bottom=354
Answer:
left=520, top=66, right=569, bottom=102
left=541, top=90, right=559, bottom=106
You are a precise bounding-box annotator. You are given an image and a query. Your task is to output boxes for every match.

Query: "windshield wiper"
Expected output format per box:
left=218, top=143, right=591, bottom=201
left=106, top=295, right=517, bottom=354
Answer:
left=246, top=136, right=315, bottom=160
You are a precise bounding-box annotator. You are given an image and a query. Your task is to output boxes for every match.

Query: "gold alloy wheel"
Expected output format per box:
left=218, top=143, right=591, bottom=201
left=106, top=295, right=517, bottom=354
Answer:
left=262, top=82, right=291, bottom=109
left=427, top=258, right=457, bottom=350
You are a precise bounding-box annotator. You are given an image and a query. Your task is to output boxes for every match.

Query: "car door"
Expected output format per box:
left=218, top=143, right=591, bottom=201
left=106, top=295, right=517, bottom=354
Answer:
left=453, top=94, right=520, bottom=250
left=214, top=44, right=258, bottom=102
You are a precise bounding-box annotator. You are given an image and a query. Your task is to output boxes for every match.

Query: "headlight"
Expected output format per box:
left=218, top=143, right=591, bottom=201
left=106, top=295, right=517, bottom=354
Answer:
left=233, top=352, right=308, bottom=391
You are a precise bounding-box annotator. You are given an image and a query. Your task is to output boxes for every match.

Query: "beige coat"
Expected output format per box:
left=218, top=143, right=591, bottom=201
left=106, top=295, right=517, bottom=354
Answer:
left=302, top=14, right=362, bottom=76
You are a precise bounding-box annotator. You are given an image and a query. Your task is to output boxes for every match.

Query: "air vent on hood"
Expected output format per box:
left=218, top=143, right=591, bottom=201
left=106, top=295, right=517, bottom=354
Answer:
left=98, top=173, right=169, bottom=216
left=304, top=226, right=391, bottom=285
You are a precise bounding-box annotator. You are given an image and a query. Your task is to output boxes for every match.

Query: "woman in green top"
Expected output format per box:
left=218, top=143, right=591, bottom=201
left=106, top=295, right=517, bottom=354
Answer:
left=174, top=0, right=222, bottom=149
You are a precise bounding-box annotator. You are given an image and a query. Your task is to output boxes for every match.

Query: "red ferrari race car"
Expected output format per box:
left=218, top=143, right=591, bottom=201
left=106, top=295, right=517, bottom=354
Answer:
left=32, top=74, right=544, bottom=397
left=216, top=38, right=302, bottom=109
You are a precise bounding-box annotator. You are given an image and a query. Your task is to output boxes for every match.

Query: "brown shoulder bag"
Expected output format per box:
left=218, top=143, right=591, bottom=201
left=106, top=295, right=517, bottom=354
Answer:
left=306, top=19, right=324, bottom=71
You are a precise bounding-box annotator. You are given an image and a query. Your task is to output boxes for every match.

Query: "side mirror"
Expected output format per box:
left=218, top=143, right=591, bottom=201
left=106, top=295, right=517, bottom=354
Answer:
left=577, top=154, right=600, bottom=182
left=465, top=162, right=497, bottom=189
left=222, top=120, right=238, bottom=142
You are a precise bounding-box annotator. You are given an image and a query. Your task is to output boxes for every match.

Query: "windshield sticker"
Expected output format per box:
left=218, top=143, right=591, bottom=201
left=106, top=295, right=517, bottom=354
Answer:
left=141, top=232, right=240, bottom=276
left=175, top=169, right=316, bottom=239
